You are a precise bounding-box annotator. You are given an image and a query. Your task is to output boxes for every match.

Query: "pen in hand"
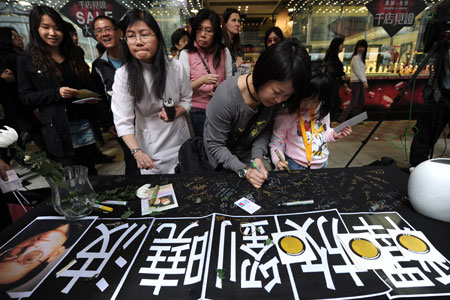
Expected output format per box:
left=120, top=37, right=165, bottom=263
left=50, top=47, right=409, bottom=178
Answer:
left=251, top=159, right=264, bottom=176
left=275, top=149, right=290, bottom=173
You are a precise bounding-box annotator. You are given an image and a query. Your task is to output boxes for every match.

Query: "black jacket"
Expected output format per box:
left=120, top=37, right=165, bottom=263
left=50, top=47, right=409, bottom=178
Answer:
left=91, top=51, right=121, bottom=130
left=16, top=51, right=75, bottom=158
left=325, top=56, right=346, bottom=84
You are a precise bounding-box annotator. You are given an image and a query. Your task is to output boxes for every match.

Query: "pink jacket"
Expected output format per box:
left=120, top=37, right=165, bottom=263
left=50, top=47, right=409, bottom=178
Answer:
left=179, top=42, right=231, bottom=110
left=270, top=108, right=336, bottom=169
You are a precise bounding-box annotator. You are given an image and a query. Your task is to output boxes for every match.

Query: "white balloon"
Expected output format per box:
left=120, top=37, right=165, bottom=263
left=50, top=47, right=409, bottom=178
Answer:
left=408, top=158, right=450, bottom=222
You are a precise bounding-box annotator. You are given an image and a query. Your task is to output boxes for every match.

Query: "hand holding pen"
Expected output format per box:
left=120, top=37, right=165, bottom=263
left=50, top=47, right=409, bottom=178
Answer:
left=246, top=159, right=268, bottom=189
left=275, top=149, right=290, bottom=173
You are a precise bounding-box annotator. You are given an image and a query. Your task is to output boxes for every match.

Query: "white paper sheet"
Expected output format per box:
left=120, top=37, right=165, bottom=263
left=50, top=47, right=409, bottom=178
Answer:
left=338, top=232, right=395, bottom=270
left=271, top=230, right=317, bottom=265
left=335, top=111, right=368, bottom=133
left=387, top=229, right=447, bottom=263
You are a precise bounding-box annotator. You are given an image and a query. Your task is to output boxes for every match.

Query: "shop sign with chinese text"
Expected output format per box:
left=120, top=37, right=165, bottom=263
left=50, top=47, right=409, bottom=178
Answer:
left=366, top=0, right=426, bottom=36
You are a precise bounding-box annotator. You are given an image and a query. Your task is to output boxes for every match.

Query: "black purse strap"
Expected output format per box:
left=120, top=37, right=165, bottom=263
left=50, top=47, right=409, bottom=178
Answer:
left=197, top=51, right=211, bottom=74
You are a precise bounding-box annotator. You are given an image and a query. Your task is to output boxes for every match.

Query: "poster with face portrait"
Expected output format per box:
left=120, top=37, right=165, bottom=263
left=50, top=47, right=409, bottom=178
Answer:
left=0, top=216, right=97, bottom=298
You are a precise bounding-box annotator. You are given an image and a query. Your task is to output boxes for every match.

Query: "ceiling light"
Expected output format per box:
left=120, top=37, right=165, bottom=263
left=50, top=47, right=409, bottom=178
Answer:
left=191, top=8, right=198, bottom=13
left=18, top=0, right=31, bottom=5
left=288, top=8, right=294, bottom=12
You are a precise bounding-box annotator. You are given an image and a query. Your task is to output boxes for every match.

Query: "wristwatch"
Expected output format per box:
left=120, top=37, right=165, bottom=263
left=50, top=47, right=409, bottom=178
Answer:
left=237, top=167, right=249, bottom=179
left=131, top=148, right=141, bottom=156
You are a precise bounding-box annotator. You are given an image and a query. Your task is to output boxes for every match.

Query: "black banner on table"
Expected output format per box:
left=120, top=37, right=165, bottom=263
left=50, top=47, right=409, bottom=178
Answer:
left=366, top=0, right=426, bottom=36
left=3, top=211, right=450, bottom=299
left=60, top=0, right=127, bottom=37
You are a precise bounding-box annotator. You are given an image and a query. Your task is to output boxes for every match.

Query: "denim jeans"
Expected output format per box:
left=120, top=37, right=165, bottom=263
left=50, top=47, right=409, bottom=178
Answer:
left=286, top=157, right=328, bottom=170
left=190, top=108, right=206, bottom=137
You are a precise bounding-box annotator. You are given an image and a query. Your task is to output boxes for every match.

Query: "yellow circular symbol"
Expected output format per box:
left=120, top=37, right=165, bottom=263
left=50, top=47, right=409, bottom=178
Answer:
left=397, top=234, right=430, bottom=254
left=349, top=238, right=381, bottom=260
left=279, top=235, right=305, bottom=256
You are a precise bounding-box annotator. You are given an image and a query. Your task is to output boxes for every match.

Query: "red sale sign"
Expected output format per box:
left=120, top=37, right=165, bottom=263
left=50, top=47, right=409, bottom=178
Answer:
left=60, top=0, right=127, bottom=37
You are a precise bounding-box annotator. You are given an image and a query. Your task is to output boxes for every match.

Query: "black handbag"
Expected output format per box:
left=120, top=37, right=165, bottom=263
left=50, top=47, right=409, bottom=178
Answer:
left=176, top=136, right=214, bottom=174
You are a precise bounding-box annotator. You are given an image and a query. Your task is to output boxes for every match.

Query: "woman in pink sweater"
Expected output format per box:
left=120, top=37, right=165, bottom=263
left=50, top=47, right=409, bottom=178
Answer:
left=179, top=9, right=232, bottom=137
left=270, top=62, right=352, bottom=170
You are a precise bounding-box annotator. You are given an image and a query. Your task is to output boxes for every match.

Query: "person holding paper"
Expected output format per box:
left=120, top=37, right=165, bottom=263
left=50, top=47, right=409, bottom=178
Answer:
left=16, top=6, right=100, bottom=174
left=0, top=159, right=11, bottom=181
left=270, top=62, right=352, bottom=171
left=111, top=9, right=192, bottom=174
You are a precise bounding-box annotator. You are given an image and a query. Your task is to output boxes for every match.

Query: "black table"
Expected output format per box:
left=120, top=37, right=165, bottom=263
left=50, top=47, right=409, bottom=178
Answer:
left=1, top=166, right=449, bottom=300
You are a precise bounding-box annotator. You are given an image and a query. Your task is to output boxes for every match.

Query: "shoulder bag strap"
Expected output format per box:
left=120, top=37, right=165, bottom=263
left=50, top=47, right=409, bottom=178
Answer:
left=197, top=51, right=211, bottom=74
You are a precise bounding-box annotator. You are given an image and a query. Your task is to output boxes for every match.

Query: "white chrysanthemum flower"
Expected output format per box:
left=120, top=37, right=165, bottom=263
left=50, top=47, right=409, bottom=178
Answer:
left=0, top=126, right=18, bottom=148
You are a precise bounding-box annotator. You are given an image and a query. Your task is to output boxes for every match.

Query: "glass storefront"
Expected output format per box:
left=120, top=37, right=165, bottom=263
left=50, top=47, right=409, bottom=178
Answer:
left=241, top=3, right=436, bottom=77
left=0, top=0, right=437, bottom=72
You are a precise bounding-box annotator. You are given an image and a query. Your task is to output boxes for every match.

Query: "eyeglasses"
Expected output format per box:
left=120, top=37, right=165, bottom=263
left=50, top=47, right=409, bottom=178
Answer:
left=267, top=37, right=281, bottom=44
left=94, top=27, right=114, bottom=36
left=11, top=34, right=23, bottom=40
left=0, top=246, right=45, bottom=265
left=196, top=27, right=214, bottom=35
left=126, top=33, right=157, bottom=43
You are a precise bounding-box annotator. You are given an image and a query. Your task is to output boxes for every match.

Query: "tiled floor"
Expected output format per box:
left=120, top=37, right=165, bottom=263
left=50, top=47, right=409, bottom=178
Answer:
left=328, top=120, right=450, bottom=169
left=14, top=119, right=450, bottom=190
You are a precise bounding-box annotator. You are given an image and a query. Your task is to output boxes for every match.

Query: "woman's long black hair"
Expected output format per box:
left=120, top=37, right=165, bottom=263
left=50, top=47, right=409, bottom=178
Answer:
left=264, top=27, right=284, bottom=49
left=28, top=5, right=89, bottom=82
left=222, top=8, right=242, bottom=57
left=185, top=9, right=225, bottom=69
left=303, top=61, right=335, bottom=120
left=0, top=27, right=16, bottom=70
left=0, top=27, right=15, bottom=57
left=253, top=38, right=311, bottom=114
left=352, top=39, right=368, bottom=64
left=121, top=9, right=167, bottom=102
left=324, top=37, right=344, bottom=62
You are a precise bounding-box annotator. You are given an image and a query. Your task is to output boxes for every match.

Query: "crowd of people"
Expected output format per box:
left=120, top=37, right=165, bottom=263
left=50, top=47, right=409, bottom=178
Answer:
left=0, top=5, right=363, bottom=191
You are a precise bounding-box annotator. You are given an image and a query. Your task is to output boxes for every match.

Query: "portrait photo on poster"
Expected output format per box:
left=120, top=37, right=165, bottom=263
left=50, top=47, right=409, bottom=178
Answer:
left=0, top=216, right=97, bottom=298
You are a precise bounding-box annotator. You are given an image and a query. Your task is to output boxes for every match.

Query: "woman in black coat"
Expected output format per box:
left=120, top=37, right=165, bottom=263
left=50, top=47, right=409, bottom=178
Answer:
left=0, top=27, right=40, bottom=146
left=324, top=37, right=350, bottom=121
left=17, top=5, right=99, bottom=174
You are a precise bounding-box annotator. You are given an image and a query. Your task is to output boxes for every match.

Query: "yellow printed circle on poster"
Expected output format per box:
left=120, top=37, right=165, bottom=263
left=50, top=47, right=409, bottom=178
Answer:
left=396, top=234, right=430, bottom=254
left=349, top=238, right=381, bottom=260
left=279, top=235, right=305, bottom=256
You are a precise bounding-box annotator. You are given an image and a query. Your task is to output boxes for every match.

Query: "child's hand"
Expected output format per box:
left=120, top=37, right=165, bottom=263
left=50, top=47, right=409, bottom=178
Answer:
left=276, top=160, right=288, bottom=171
left=334, top=126, right=352, bottom=139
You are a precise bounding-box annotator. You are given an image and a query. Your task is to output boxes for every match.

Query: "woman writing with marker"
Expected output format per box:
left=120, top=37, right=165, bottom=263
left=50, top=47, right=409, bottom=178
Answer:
left=203, top=39, right=310, bottom=189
